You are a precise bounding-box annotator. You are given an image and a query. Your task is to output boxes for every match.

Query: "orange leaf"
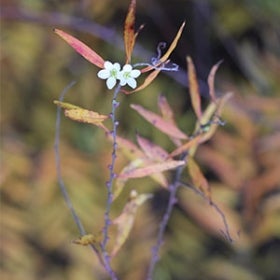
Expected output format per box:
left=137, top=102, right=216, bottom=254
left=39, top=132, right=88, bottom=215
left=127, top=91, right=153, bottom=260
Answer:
left=118, top=160, right=185, bottom=179
left=187, top=56, right=202, bottom=120
left=122, top=69, right=161, bottom=94
left=124, top=0, right=136, bottom=64
left=208, top=60, right=223, bottom=102
left=169, top=135, right=202, bottom=158
left=131, top=104, right=188, bottom=139
left=187, top=157, right=211, bottom=201
left=141, top=21, right=186, bottom=73
left=137, top=135, right=168, bottom=161
left=54, top=29, right=105, bottom=68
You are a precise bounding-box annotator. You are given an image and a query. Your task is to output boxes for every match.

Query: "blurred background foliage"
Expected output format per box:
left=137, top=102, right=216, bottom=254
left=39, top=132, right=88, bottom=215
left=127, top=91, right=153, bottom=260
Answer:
left=1, top=0, right=280, bottom=279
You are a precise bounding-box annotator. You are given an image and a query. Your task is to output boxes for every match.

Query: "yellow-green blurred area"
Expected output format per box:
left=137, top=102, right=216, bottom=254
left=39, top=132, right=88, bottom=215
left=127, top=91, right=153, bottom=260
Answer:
left=1, top=0, right=280, bottom=279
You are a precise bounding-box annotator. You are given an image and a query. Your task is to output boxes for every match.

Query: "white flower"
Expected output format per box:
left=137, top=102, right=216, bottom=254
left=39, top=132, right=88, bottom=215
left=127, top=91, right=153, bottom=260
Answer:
left=117, top=64, right=141, bottom=89
left=97, top=61, right=121, bottom=90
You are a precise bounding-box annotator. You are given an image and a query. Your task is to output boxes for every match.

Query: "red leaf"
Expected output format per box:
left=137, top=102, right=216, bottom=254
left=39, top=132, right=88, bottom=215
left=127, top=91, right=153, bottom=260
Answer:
left=187, top=56, right=202, bottom=120
left=136, top=135, right=168, bottom=161
left=54, top=29, right=105, bottom=68
left=131, top=104, right=188, bottom=139
left=118, top=160, right=185, bottom=179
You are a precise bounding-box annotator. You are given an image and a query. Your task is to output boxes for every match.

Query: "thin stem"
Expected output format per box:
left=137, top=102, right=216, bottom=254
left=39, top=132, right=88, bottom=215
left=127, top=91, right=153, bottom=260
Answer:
left=180, top=181, right=233, bottom=243
left=54, top=81, right=87, bottom=235
left=146, top=154, right=187, bottom=280
left=100, top=84, right=121, bottom=280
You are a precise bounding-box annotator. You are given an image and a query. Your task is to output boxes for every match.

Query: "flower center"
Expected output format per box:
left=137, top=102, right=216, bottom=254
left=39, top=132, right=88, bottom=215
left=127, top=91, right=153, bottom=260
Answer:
left=123, top=71, right=131, bottom=79
left=110, top=68, right=118, bottom=78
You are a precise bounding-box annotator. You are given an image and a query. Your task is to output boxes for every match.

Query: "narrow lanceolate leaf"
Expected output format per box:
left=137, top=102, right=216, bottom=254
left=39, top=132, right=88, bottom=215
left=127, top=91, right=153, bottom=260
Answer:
left=158, top=95, right=174, bottom=122
left=187, top=56, right=202, bottom=120
left=124, top=0, right=137, bottom=64
left=118, top=160, right=185, bottom=179
left=158, top=95, right=184, bottom=146
left=54, top=29, right=105, bottom=68
left=137, top=135, right=168, bottom=161
left=141, top=21, right=186, bottom=73
left=160, top=21, right=186, bottom=64
left=111, top=191, right=153, bottom=257
left=122, top=69, right=161, bottom=94
left=187, top=157, right=211, bottom=201
left=208, top=60, right=223, bottom=102
left=131, top=104, right=188, bottom=139
left=169, top=135, right=202, bottom=158
left=54, top=100, right=80, bottom=110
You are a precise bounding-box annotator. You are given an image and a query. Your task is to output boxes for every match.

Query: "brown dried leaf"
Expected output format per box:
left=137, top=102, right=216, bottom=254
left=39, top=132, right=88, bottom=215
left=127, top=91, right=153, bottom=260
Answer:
left=124, top=0, right=137, bottom=63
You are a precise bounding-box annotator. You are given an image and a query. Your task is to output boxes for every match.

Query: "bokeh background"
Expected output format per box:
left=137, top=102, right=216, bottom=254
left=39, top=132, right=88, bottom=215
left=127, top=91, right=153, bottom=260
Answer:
left=1, top=0, right=280, bottom=279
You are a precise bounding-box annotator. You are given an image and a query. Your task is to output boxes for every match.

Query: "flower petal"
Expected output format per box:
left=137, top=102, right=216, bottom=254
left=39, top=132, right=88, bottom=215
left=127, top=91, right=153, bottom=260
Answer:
left=127, top=78, right=137, bottom=89
left=97, top=69, right=110, bottom=79
left=106, top=77, right=117, bottom=89
left=130, top=69, right=141, bottom=78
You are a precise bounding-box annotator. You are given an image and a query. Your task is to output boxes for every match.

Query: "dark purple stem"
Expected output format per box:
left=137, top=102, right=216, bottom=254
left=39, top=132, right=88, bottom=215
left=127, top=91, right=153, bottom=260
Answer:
left=100, top=84, right=121, bottom=280
left=146, top=154, right=187, bottom=280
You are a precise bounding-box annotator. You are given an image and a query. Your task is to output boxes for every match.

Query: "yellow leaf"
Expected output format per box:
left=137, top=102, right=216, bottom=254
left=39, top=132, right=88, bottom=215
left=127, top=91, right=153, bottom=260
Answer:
left=187, top=157, right=211, bottom=201
left=72, top=233, right=101, bottom=247
left=187, top=56, right=202, bottom=120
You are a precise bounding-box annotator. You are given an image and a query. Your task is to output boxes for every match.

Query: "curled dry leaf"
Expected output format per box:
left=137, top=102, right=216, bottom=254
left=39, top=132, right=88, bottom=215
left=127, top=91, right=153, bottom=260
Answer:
left=54, top=101, right=109, bottom=128
left=124, top=0, right=136, bottom=64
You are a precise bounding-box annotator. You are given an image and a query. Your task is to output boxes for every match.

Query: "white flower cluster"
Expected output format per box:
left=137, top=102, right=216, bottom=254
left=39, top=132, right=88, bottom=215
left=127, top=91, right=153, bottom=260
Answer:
left=97, top=61, right=141, bottom=90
